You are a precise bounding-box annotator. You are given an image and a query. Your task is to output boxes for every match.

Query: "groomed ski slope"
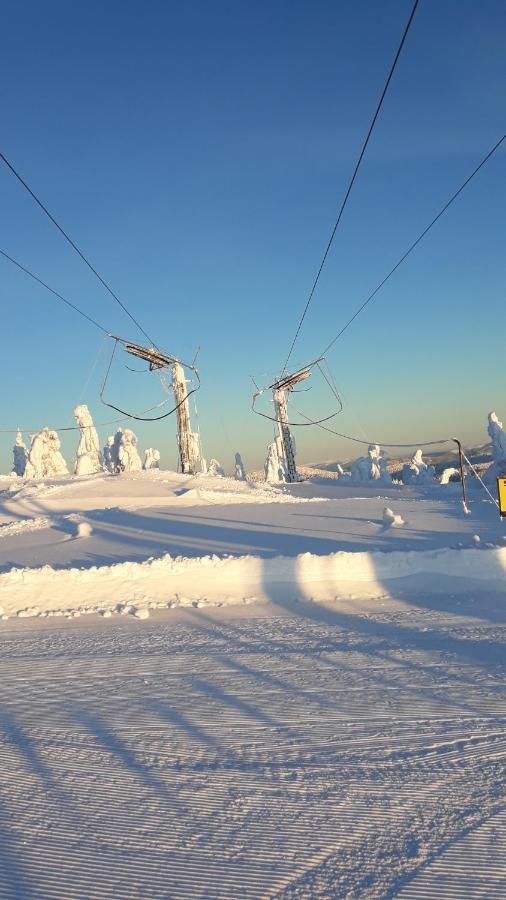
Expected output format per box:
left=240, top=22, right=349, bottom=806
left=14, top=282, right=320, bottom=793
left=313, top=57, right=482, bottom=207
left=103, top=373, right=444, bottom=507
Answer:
left=0, top=595, right=505, bottom=899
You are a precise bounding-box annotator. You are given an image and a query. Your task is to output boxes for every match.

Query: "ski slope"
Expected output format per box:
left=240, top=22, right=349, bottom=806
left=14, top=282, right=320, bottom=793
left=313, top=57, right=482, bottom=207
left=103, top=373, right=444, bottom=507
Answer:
left=1, top=596, right=505, bottom=899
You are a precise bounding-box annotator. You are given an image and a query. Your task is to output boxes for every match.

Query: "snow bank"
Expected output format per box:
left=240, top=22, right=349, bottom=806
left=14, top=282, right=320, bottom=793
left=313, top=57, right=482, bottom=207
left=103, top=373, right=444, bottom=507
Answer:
left=1, top=544, right=504, bottom=621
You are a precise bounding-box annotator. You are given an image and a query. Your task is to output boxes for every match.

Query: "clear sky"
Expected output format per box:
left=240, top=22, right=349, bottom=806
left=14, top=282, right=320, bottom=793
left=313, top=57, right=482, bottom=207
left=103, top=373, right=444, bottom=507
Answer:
left=1, top=0, right=505, bottom=472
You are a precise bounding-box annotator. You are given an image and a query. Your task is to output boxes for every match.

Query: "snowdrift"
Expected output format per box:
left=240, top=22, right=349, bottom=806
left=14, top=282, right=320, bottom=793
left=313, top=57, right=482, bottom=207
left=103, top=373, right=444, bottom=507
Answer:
left=1, top=543, right=505, bottom=621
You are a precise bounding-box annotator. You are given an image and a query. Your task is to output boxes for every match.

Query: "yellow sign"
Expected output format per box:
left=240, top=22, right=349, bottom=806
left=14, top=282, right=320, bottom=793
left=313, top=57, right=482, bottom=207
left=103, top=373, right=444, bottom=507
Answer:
left=498, top=478, right=506, bottom=517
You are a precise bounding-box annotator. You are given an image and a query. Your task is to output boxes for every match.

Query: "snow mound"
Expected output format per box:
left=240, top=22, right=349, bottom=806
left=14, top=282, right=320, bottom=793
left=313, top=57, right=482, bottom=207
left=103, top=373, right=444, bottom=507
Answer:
left=383, top=507, right=406, bottom=528
left=75, top=522, right=93, bottom=539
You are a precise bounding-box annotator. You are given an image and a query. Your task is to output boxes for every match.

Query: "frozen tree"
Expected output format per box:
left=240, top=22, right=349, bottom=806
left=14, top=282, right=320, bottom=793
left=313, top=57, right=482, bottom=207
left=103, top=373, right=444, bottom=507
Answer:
left=486, top=411, right=506, bottom=482
left=74, top=404, right=103, bottom=476
left=24, top=428, right=69, bottom=479
left=143, top=448, right=161, bottom=470
left=402, top=448, right=436, bottom=485
left=11, top=430, right=28, bottom=477
left=103, top=436, right=116, bottom=473
left=234, top=452, right=246, bottom=481
left=440, top=467, right=458, bottom=485
left=116, top=429, right=142, bottom=473
left=350, top=444, right=391, bottom=484
left=264, top=439, right=288, bottom=483
left=208, top=458, right=225, bottom=477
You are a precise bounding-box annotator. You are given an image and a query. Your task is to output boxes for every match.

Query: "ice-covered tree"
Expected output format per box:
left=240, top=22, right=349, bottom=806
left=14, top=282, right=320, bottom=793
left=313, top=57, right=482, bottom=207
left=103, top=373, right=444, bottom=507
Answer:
left=350, top=444, right=391, bottom=484
left=402, top=448, right=435, bottom=485
left=74, top=404, right=103, bottom=476
left=11, top=430, right=28, bottom=477
left=143, top=448, right=161, bottom=470
left=486, top=411, right=506, bottom=482
left=24, top=428, right=69, bottom=479
left=264, top=439, right=288, bottom=483
left=234, top=452, right=246, bottom=481
left=103, top=436, right=116, bottom=473
left=208, top=458, right=225, bottom=477
left=440, top=467, right=458, bottom=485
left=116, top=429, right=142, bottom=472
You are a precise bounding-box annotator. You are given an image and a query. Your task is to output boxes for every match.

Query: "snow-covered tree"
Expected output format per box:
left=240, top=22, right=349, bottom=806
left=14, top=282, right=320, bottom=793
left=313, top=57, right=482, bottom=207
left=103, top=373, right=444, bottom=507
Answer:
left=486, top=411, right=506, bottom=482
left=440, top=467, right=458, bottom=485
left=208, top=458, right=225, bottom=477
left=11, top=430, right=28, bottom=477
left=402, top=448, right=435, bottom=485
left=116, top=429, right=142, bottom=472
left=143, top=448, right=161, bottom=470
left=264, top=439, right=288, bottom=483
left=234, top=452, right=246, bottom=481
left=350, top=444, right=391, bottom=484
left=103, top=436, right=116, bottom=473
left=24, top=428, right=69, bottom=479
left=74, top=404, right=103, bottom=476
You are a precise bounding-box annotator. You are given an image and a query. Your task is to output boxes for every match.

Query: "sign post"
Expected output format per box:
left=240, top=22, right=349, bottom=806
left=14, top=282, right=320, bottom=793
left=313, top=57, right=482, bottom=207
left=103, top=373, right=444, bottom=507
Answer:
left=497, top=477, right=506, bottom=517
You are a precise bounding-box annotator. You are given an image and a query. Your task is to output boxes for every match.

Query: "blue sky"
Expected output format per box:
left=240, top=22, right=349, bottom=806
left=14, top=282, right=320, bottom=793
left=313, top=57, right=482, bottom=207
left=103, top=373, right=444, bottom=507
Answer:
left=1, top=0, right=504, bottom=472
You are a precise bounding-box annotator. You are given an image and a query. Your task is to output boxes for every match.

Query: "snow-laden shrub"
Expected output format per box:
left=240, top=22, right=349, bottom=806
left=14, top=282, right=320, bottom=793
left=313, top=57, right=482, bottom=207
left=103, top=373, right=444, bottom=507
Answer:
left=74, top=404, right=103, bottom=475
left=116, top=429, right=142, bottom=472
left=264, top=439, right=288, bottom=483
left=234, top=452, right=246, bottom=481
left=103, top=436, right=116, bottom=473
left=208, top=458, right=225, bottom=477
left=24, top=428, right=68, bottom=479
left=350, top=444, right=391, bottom=484
left=440, top=467, right=458, bottom=485
left=11, top=430, right=28, bottom=477
left=486, top=411, right=506, bottom=483
left=143, top=448, right=161, bottom=470
left=402, top=448, right=436, bottom=485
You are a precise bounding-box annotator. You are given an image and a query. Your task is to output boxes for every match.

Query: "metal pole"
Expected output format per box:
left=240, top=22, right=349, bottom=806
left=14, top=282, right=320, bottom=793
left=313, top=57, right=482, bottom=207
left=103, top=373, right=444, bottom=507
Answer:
left=453, top=438, right=468, bottom=511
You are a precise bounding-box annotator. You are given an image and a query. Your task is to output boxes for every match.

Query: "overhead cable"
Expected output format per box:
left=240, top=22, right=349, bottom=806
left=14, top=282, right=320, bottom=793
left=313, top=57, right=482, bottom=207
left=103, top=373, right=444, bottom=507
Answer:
left=319, top=132, right=506, bottom=355
left=0, top=150, right=156, bottom=346
left=281, top=0, right=421, bottom=374
left=0, top=247, right=110, bottom=334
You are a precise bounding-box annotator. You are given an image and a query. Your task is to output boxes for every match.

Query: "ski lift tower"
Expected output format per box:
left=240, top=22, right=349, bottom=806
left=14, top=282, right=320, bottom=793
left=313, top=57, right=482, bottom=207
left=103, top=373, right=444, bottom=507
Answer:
left=270, top=366, right=311, bottom=483
left=171, top=360, right=205, bottom=474
left=119, top=340, right=205, bottom=475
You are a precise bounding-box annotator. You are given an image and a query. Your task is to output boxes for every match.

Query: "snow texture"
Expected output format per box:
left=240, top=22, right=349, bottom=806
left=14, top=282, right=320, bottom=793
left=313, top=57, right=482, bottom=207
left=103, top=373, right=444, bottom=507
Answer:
left=116, top=429, right=142, bottom=473
left=75, top=521, right=93, bottom=538
left=11, top=429, right=28, bottom=477
left=350, top=443, right=392, bottom=484
left=143, top=448, right=161, bottom=470
left=24, top=428, right=69, bottom=479
left=74, top=404, right=103, bottom=476
left=234, top=452, right=246, bottom=481
left=402, top=448, right=436, bottom=485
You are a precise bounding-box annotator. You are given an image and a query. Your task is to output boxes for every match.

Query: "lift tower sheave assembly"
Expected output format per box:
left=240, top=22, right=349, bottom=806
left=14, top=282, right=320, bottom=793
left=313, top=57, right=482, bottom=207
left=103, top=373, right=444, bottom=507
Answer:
left=270, top=366, right=311, bottom=483
left=109, top=339, right=205, bottom=475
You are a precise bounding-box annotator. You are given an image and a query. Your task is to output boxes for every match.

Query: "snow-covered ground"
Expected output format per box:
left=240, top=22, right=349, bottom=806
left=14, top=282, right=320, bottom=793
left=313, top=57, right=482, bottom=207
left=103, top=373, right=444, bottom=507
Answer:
left=0, top=468, right=505, bottom=897
left=0, top=470, right=504, bottom=620
left=0, top=595, right=505, bottom=898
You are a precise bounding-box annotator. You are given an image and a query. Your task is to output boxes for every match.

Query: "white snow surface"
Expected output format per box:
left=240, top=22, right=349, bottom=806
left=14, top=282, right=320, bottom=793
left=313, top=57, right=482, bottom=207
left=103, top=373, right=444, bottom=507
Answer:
left=0, top=468, right=505, bottom=896
left=0, top=469, right=504, bottom=620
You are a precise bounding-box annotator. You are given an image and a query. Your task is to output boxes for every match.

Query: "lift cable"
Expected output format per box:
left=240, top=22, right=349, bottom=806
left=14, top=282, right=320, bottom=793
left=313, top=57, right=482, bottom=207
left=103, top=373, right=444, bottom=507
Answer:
left=316, top=132, right=506, bottom=356
left=0, top=247, right=110, bottom=335
left=0, top=150, right=157, bottom=347
left=281, top=0, right=420, bottom=375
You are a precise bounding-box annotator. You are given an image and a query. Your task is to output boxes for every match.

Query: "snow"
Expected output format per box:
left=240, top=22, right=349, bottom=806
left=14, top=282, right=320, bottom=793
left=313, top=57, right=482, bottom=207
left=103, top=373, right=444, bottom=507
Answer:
left=0, top=594, right=504, bottom=898
left=486, top=410, right=506, bottom=482
left=234, top=452, right=246, bottom=480
left=74, top=404, right=103, bottom=475
left=11, top=429, right=28, bottom=477
left=383, top=506, right=406, bottom=527
left=402, top=448, right=436, bottom=485
left=350, top=443, right=392, bottom=484
left=208, top=458, right=225, bottom=477
left=24, top=427, right=69, bottom=478
left=117, top=428, right=142, bottom=473
left=143, top=447, right=160, bottom=469
left=0, top=466, right=505, bottom=896
left=265, top=438, right=288, bottom=483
